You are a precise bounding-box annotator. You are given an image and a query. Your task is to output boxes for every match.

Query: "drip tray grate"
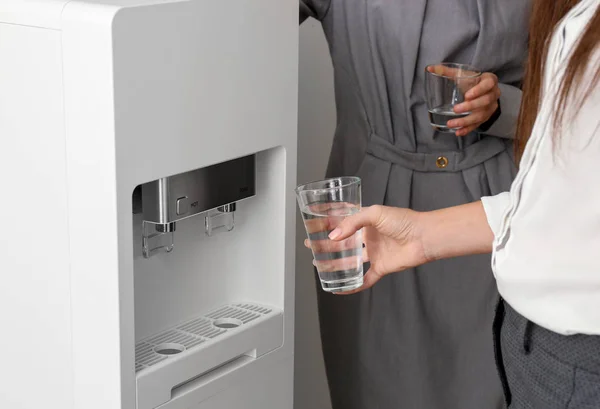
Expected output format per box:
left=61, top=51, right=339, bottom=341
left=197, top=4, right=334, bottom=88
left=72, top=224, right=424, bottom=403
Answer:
left=135, top=302, right=274, bottom=373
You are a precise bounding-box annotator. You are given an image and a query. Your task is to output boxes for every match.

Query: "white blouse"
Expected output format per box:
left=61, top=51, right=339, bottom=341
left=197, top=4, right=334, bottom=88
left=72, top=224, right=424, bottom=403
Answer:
left=481, top=0, right=600, bottom=336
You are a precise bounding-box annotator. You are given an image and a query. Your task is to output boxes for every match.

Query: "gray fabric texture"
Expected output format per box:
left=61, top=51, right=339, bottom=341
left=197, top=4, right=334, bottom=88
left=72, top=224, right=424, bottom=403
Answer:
left=299, top=1, right=531, bottom=408
left=501, top=303, right=600, bottom=409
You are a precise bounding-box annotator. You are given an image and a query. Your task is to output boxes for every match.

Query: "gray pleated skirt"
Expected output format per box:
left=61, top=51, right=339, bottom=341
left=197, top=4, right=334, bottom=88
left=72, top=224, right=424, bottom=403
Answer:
left=494, top=300, right=600, bottom=409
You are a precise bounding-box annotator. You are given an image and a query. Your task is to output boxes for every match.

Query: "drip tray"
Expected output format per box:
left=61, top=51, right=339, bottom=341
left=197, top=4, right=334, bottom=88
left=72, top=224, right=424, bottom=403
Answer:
left=135, top=302, right=283, bottom=409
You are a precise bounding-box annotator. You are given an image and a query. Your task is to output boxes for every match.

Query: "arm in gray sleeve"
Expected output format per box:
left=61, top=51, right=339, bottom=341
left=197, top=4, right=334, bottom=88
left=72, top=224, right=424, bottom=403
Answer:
left=480, top=10, right=529, bottom=141
left=481, top=82, right=522, bottom=139
left=300, top=0, right=332, bottom=24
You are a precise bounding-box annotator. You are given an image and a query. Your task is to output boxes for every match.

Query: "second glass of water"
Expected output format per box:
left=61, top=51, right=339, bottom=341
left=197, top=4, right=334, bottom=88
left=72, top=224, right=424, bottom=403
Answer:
left=296, top=177, right=363, bottom=293
left=425, top=63, right=481, bottom=132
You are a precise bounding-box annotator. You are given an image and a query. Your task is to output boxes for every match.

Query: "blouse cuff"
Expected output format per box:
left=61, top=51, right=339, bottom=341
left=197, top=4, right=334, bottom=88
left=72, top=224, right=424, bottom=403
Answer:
left=481, top=192, right=511, bottom=238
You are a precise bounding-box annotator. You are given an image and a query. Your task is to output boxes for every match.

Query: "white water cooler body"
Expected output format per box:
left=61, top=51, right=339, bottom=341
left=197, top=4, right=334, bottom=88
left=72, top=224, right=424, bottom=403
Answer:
left=0, top=1, right=298, bottom=408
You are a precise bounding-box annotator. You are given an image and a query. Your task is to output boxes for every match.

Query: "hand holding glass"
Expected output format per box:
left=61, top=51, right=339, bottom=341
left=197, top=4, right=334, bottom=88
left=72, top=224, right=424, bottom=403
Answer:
left=296, top=177, right=364, bottom=293
left=425, top=63, right=482, bottom=133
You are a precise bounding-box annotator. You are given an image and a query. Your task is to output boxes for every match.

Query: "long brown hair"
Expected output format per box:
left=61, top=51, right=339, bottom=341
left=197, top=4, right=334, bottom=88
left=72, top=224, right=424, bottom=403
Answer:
left=515, top=0, right=600, bottom=161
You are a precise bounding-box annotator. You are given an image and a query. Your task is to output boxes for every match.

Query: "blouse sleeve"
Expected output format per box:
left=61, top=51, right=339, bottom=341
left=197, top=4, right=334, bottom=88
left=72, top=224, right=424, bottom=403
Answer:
left=481, top=192, right=511, bottom=238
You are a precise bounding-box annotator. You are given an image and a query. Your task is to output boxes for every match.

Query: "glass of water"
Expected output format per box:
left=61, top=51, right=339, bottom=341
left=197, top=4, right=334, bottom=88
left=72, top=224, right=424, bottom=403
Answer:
left=425, top=63, right=481, bottom=132
left=296, top=177, right=363, bottom=293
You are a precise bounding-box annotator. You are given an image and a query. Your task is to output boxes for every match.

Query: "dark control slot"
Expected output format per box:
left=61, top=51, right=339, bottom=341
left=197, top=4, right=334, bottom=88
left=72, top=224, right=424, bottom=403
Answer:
left=135, top=155, right=256, bottom=224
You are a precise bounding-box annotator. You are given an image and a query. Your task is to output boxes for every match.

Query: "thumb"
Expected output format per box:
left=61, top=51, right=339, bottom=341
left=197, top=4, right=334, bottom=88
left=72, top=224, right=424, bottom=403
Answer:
left=354, top=268, right=383, bottom=291
left=337, top=268, right=384, bottom=295
left=328, top=205, right=381, bottom=241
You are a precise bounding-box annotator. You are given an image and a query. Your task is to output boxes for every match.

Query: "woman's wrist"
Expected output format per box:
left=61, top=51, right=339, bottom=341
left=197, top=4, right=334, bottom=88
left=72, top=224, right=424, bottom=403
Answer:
left=417, top=201, right=495, bottom=262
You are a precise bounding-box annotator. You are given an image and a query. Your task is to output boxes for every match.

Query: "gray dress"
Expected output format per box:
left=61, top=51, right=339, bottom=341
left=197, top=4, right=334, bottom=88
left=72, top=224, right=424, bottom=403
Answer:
left=299, top=1, right=530, bottom=408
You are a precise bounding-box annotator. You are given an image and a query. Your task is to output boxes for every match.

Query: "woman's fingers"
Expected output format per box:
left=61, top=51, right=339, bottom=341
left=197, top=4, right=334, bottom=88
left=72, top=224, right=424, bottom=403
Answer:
left=427, top=64, right=460, bottom=77
left=329, top=206, right=382, bottom=241
left=303, top=215, right=341, bottom=234
left=426, top=64, right=479, bottom=79
left=448, top=107, right=492, bottom=129
left=464, top=73, right=498, bottom=100
left=311, top=241, right=369, bottom=267
left=313, top=255, right=362, bottom=273
left=305, top=236, right=369, bottom=261
left=455, top=124, right=479, bottom=137
left=448, top=75, right=500, bottom=135
left=453, top=91, right=499, bottom=114
left=302, top=202, right=357, bottom=234
left=308, top=235, right=360, bottom=253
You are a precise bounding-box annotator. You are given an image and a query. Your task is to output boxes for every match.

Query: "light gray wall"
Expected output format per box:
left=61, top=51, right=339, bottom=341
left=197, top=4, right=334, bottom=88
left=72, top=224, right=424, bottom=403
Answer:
left=294, top=19, right=335, bottom=409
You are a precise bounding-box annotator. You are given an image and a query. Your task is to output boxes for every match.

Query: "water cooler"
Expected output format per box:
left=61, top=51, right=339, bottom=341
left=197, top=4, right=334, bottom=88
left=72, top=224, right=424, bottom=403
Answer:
left=0, top=1, right=298, bottom=408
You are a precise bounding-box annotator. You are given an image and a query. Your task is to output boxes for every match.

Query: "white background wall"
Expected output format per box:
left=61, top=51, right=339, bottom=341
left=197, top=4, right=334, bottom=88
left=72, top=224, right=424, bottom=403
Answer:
left=294, top=19, right=336, bottom=409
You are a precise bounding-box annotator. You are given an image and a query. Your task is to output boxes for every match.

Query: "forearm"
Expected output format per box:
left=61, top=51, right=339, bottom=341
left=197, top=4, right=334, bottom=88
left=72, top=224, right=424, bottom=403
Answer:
left=419, top=201, right=494, bottom=262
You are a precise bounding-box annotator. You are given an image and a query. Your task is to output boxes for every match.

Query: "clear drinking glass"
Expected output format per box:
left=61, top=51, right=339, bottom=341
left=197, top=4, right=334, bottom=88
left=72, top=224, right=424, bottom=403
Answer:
left=425, top=63, right=482, bottom=132
left=296, top=177, right=364, bottom=293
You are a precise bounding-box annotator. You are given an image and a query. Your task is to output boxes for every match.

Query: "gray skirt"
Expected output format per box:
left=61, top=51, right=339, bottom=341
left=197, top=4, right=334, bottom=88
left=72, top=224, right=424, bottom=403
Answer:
left=494, top=300, right=600, bottom=409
